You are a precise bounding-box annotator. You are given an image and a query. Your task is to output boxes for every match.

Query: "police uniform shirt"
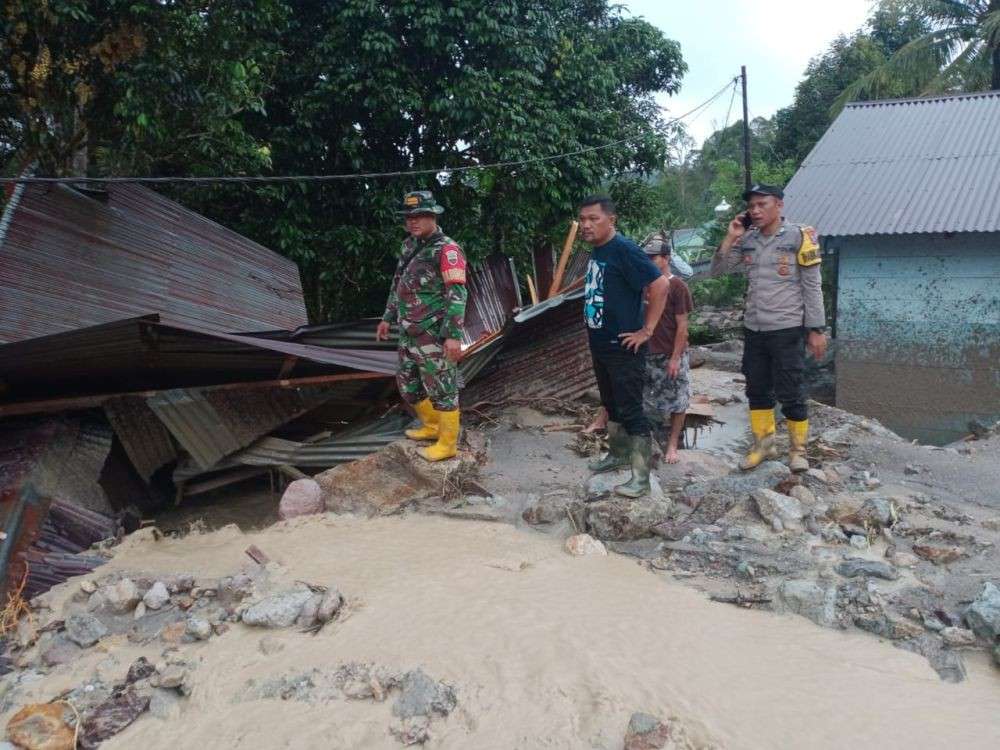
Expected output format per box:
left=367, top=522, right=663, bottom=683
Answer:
left=710, top=221, right=825, bottom=332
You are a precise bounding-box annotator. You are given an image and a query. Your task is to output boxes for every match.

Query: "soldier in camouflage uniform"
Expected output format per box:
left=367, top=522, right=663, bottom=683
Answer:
left=376, top=191, right=467, bottom=462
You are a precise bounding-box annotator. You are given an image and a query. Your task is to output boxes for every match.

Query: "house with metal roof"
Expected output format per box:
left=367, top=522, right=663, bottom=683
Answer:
left=784, top=91, right=1000, bottom=444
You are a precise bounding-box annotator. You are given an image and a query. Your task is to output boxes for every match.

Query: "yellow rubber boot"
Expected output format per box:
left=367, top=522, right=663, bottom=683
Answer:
left=405, top=398, right=439, bottom=441
left=740, top=408, right=778, bottom=471
left=418, top=410, right=459, bottom=462
left=787, top=418, right=810, bottom=473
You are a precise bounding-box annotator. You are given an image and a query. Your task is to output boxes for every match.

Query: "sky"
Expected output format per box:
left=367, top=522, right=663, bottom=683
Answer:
left=622, top=1, right=875, bottom=145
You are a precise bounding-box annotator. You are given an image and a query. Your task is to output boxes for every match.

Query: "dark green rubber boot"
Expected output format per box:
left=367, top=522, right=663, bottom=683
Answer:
left=587, top=421, right=630, bottom=473
left=614, top=434, right=652, bottom=498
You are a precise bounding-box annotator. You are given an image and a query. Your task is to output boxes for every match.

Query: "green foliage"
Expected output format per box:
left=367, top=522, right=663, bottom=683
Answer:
left=0, top=0, right=286, bottom=176
left=689, top=273, right=746, bottom=309
left=836, top=0, right=1000, bottom=109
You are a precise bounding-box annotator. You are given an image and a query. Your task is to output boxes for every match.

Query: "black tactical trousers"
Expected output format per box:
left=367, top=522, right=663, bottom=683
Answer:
left=589, top=339, right=649, bottom=436
left=742, top=326, right=808, bottom=421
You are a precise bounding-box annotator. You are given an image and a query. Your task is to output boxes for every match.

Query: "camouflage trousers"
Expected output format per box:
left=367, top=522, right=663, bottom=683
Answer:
left=643, top=351, right=691, bottom=417
left=396, top=327, right=460, bottom=411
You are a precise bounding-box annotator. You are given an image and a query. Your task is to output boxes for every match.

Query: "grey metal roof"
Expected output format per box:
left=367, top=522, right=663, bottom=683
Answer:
left=783, top=90, right=1000, bottom=237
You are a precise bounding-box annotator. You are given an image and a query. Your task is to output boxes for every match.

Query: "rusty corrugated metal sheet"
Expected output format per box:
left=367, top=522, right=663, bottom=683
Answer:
left=464, top=296, right=595, bottom=404
left=147, top=384, right=337, bottom=469
left=463, top=254, right=521, bottom=344
left=103, top=396, right=178, bottom=482
left=0, top=182, right=309, bottom=344
left=784, top=91, right=1000, bottom=236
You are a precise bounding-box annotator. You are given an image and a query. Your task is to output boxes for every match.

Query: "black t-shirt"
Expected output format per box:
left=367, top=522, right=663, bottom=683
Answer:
left=583, top=233, right=663, bottom=344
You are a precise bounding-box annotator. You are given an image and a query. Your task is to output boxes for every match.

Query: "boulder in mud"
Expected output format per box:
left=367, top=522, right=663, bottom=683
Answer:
left=6, top=703, right=75, bottom=750
left=584, top=495, right=673, bottom=542
left=103, top=578, right=140, bottom=614
left=522, top=493, right=571, bottom=525
left=241, top=588, right=313, bottom=628
left=777, top=580, right=839, bottom=628
left=835, top=558, right=899, bottom=581
left=391, top=669, right=456, bottom=720
left=65, top=613, right=109, bottom=648
left=963, top=582, right=1000, bottom=640
left=752, top=488, right=804, bottom=530
left=278, top=478, right=324, bottom=521
left=624, top=712, right=674, bottom=750
left=912, top=544, right=965, bottom=566
left=681, top=461, right=790, bottom=506
left=316, top=441, right=477, bottom=517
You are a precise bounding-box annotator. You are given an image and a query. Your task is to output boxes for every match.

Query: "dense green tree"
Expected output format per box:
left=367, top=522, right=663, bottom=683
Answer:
left=192, top=0, right=687, bottom=321
left=0, top=0, right=286, bottom=176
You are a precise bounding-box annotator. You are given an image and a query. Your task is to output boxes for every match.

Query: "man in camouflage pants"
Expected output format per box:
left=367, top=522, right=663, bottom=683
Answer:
left=376, top=191, right=467, bottom=462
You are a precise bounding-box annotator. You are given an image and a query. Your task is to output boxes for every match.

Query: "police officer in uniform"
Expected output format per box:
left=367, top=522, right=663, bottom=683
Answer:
left=376, top=191, right=467, bottom=462
left=711, top=184, right=827, bottom=472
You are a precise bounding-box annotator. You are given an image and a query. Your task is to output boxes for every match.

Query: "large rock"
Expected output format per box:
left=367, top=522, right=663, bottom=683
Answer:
left=65, top=613, right=109, bottom=648
left=142, top=581, right=170, bottom=611
left=623, top=712, right=674, bottom=750
left=522, top=494, right=570, bottom=525
left=835, top=558, right=899, bottom=581
left=6, top=703, right=75, bottom=750
left=777, top=580, right=839, bottom=628
left=752, top=488, right=804, bottom=530
left=278, top=478, right=324, bottom=521
left=40, top=636, right=83, bottom=667
left=103, top=578, right=140, bottom=613
left=964, top=582, right=1000, bottom=640
left=242, top=588, right=314, bottom=628
left=858, top=497, right=897, bottom=528
left=316, top=441, right=477, bottom=516
left=682, top=461, right=790, bottom=506
left=391, top=669, right=456, bottom=719
left=584, top=495, right=673, bottom=542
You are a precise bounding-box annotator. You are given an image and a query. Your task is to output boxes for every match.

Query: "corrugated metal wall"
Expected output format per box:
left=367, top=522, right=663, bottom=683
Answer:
left=834, top=233, right=1000, bottom=444
left=0, top=183, right=309, bottom=343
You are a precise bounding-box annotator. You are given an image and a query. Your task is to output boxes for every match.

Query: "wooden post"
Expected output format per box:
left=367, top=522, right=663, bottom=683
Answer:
left=526, top=274, right=539, bottom=305
left=547, top=220, right=579, bottom=298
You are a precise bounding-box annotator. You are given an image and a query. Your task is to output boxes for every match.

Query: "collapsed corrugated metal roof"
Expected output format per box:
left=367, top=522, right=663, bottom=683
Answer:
left=0, top=182, right=309, bottom=344
left=0, top=314, right=396, bottom=407
left=784, top=90, right=1000, bottom=236
left=147, top=385, right=337, bottom=469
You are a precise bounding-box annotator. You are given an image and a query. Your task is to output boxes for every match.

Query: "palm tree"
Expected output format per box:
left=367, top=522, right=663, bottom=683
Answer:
left=835, top=0, right=1000, bottom=110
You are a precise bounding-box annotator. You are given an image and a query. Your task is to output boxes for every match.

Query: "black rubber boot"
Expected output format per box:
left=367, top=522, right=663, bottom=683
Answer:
left=587, top=421, right=630, bottom=473
left=614, top=434, right=652, bottom=498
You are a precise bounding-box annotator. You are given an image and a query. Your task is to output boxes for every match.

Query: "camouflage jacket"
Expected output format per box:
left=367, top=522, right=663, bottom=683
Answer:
left=382, top=230, right=468, bottom=341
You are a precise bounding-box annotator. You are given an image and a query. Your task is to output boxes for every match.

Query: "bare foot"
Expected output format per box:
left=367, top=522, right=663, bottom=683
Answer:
left=581, top=409, right=608, bottom=434
left=665, top=447, right=680, bottom=464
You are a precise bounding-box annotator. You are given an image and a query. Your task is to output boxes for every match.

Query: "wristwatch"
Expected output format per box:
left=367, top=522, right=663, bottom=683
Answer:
left=809, top=327, right=825, bottom=334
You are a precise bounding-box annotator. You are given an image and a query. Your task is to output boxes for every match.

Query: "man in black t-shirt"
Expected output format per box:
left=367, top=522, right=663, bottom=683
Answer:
left=579, top=195, right=669, bottom=498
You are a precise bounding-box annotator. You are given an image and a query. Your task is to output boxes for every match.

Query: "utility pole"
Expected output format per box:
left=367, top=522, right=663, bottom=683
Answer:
left=741, top=65, right=751, bottom=192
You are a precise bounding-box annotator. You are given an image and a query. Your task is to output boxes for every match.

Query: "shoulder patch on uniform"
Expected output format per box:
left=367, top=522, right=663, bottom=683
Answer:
left=439, top=242, right=467, bottom=285
left=797, top=225, right=821, bottom=267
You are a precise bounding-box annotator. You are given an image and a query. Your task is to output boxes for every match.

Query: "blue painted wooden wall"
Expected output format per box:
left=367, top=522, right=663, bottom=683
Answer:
left=831, top=233, right=1000, bottom=445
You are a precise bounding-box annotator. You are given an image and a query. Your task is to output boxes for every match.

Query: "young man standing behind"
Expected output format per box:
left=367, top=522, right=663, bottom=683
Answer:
left=641, top=233, right=693, bottom=464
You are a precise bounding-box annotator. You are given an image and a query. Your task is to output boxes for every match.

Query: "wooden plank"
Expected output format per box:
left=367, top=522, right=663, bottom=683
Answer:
left=547, top=220, right=579, bottom=298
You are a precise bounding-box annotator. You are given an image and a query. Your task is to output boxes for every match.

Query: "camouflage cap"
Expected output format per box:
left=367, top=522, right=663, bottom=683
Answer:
left=397, top=190, right=445, bottom=216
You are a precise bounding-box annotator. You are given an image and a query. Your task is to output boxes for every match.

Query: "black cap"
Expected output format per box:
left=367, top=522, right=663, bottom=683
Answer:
left=742, top=183, right=784, bottom=201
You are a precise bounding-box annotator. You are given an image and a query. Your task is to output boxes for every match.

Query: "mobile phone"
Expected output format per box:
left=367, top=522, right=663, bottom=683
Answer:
left=740, top=212, right=753, bottom=230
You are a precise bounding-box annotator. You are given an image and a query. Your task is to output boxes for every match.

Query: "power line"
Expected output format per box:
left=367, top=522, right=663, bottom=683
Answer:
left=1, top=76, right=741, bottom=186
